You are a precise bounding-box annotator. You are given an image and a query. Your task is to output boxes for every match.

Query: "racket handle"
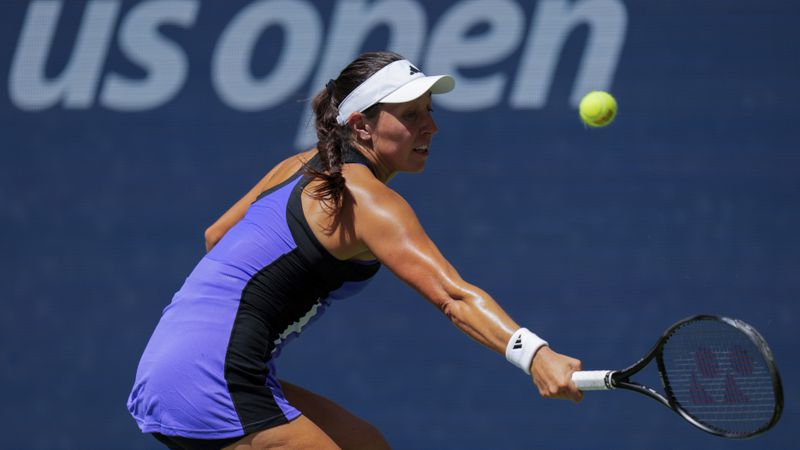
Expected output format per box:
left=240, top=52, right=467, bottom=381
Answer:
left=572, top=370, right=615, bottom=390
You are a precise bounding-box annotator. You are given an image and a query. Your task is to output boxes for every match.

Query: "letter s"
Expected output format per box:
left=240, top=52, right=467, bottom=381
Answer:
left=100, top=0, right=199, bottom=111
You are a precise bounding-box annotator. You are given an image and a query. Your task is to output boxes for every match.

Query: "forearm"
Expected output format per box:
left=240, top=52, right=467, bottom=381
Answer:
left=441, top=284, right=582, bottom=401
left=440, top=286, right=520, bottom=355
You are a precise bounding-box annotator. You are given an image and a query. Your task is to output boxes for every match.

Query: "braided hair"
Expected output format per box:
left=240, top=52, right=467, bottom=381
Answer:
left=306, top=51, right=403, bottom=209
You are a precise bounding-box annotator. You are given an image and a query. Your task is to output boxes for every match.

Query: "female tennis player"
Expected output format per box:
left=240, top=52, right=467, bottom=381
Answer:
left=128, top=52, right=583, bottom=450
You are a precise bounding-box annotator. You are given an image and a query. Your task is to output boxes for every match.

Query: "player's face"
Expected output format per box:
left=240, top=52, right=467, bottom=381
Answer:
left=369, top=93, right=438, bottom=174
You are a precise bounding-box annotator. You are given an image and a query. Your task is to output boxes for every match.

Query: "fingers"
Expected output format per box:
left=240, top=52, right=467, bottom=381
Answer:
left=532, top=351, right=585, bottom=403
left=568, top=358, right=584, bottom=403
left=537, top=376, right=583, bottom=403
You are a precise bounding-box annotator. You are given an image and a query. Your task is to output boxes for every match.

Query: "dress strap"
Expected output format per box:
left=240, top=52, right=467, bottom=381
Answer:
left=341, top=145, right=376, bottom=175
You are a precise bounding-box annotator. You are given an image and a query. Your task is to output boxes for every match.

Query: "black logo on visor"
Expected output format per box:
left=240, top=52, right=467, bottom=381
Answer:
left=409, top=65, right=421, bottom=75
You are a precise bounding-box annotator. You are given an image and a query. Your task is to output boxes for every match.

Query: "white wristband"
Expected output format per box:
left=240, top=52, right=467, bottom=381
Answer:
left=505, top=328, right=549, bottom=375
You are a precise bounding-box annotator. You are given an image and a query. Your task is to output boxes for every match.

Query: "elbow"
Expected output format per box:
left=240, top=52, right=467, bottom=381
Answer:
left=204, top=225, right=222, bottom=251
left=441, top=298, right=467, bottom=326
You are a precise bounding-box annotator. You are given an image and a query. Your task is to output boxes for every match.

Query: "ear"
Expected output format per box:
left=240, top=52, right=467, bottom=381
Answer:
left=348, top=112, right=373, bottom=142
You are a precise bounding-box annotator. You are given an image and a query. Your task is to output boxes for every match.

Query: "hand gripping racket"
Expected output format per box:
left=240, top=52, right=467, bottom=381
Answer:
left=571, top=315, right=783, bottom=438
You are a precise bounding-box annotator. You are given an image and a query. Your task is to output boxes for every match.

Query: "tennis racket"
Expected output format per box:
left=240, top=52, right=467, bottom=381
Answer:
left=571, top=314, right=783, bottom=438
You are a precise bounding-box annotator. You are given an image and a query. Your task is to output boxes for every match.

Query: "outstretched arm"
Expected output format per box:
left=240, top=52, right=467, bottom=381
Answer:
left=352, top=180, right=583, bottom=402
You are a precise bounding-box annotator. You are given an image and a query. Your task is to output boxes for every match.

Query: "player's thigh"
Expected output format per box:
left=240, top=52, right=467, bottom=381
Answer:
left=280, top=380, right=391, bottom=450
left=223, top=415, right=339, bottom=450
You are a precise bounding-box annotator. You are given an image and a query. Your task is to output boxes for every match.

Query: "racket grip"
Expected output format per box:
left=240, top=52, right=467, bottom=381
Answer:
left=572, top=370, right=614, bottom=391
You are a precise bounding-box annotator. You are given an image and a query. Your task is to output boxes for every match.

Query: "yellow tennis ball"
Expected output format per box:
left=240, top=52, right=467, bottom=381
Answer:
left=579, top=91, right=617, bottom=127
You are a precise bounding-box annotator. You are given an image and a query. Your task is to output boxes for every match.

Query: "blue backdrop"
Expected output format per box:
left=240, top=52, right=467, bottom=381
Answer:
left=2, top=1, right=797, bottom=448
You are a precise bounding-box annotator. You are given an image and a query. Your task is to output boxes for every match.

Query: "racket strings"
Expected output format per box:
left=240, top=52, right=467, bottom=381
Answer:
left=660, top=320, right=778, bottom=435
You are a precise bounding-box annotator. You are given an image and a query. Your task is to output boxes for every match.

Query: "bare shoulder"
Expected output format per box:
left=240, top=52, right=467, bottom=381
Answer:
left=262, top=148, right=318, bottom=190
left=279, top=148, right=317, bottom=173
left=341, top=164, right=409, bottom=212
left=340, top=165, right=422, bottom=244
left=293, top=148, right=318, bottom=164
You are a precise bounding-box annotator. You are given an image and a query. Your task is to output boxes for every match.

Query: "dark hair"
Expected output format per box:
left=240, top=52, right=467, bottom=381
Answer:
left=306, top=51, right=404, bottom=210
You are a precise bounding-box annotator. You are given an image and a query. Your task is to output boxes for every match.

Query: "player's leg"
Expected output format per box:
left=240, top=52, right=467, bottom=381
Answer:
left=223, top=415, right=340, bottom=450
left=221, top=381, right=389, bottom=450
left=280, top=380, right=391, bottom=450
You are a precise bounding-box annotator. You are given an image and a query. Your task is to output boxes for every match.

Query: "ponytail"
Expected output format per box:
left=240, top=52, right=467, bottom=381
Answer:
left=305, top=51, right=404, bottom=211
left=305, top=79, right=348, bottom=210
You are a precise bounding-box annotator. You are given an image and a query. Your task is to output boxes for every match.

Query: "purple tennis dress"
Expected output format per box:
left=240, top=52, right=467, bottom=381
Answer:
left=128, top=150, right=381, bottom=439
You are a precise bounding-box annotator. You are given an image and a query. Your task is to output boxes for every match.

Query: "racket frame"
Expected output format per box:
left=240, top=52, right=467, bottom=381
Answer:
left=575, top=314, right=783, bottom=439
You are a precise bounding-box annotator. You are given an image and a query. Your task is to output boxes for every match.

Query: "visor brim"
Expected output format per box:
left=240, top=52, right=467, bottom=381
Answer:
left=378, top=75, right=455, bottom=104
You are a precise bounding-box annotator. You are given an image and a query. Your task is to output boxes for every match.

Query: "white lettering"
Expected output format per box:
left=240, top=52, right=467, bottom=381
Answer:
left=294, top=0, right=427, bottom=149
left=212, top=0, right=322, bottom=111
left=425, top=0, right=524, bottom=111
left=8, top=0, right=628, bottom=119
left=510, top=0, right=627, bottom=108
left=9, top=0, right=120, bottom=110
left=100, top=0, right=199, bottom=111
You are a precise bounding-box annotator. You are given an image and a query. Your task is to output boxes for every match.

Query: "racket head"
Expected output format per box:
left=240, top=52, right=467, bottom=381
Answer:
left=656, top=315, right=783, bottom=438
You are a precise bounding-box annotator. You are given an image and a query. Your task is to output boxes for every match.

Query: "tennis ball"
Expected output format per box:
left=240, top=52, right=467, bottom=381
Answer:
left=579, top=91, right=617, bottom=127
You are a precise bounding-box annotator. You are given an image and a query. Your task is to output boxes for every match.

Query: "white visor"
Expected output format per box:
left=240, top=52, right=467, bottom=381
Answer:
left=335, top=59, right=455, bottom=125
